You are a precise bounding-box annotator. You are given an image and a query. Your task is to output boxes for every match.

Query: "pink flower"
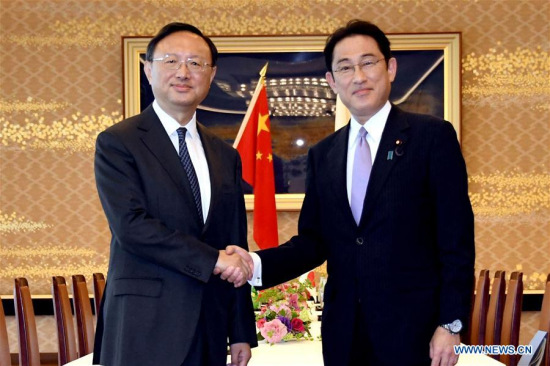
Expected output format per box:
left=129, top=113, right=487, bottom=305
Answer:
left=257, top=318, right=266, bottom=329
left=269, top=304, right=292, bottom=318
left=288, top=293, right=300, bottom=309
left=260, top=319, right=288, bottom=344
left=291, top=318, right=305, bottom=333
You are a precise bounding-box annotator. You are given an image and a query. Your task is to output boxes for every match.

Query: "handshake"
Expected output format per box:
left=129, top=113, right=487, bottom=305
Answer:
left=213, top=245, right=254, bottom=287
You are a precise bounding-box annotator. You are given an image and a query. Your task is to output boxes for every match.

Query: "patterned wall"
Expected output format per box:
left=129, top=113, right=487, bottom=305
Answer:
left=0, top=0, right=548, bottom=295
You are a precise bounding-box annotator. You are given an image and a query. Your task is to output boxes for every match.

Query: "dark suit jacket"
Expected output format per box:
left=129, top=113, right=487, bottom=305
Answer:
left=93, top=105, right=257, bottom=366
left=257, top=106, right=475, bottom=365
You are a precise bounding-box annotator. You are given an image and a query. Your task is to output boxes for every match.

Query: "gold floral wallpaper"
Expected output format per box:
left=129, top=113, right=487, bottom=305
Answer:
left=0, top=0, right=549, bottom=295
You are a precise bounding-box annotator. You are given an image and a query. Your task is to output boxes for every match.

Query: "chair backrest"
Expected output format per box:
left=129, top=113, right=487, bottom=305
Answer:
left=0, top=296, right=11, bottom=366
left=52, top=276, right=78, bottom=365
left=500, top=271, right=523, bottom=366
left=461, top=272, right=477, bottom=345
left=14, top=277, right=40, bottom=366
left=485, top=270, right=506, bottom=347
left=538, top=274, right=550, bottom=366
left=92, top=273, right=106, bottom=316
left=72, top=275, right=94, bottom=356
left=470, top=269, right=490, bottom=345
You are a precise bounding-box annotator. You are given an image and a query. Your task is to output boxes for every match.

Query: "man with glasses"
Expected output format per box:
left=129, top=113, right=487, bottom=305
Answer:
left=93, top=23, right=256, bottom=366
left=224, top=20, right=474, bottom=366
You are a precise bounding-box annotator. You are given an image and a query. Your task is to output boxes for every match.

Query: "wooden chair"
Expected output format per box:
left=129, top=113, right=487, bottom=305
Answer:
left=469, top=269, right=490, bottom=345
left=461, top=272, right=477, bottom=345
left=0, top=296, right=10, bottom=366
left=52, top=276, right=78, bottom=365
left=499, top=271, right=523, bottom=366
left=14, top=277, right=40, bottom=366
left=485, top=270, right=506, bottom=347
left=72, top=275, right=95, bottom=356
left=538, top=274, right=550, bottom=366
left=93, top=272, right=106, bottom=316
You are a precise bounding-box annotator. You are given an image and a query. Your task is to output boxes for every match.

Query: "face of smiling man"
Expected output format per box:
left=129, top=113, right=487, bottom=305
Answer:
left=326, top=34, right=397, bottom=124
left=144, top=31, right=217, bottom=124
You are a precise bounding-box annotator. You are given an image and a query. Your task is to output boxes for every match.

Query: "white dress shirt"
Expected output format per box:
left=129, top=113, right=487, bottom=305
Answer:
left=153, top=100, right=211, bottom=223
left=249, top=101, right=392, bottom=287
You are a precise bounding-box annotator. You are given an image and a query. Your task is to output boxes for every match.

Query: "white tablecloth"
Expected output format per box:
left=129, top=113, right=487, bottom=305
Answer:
left=67, top=346, right=504, bottom=366
left=228, top=321, right=323, bottom=366
left=64, top=353, right=93, bottom=365
left=456, top=348, right=505, bottom=366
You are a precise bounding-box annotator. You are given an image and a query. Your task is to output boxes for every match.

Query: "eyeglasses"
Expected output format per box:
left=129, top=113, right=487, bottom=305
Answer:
left=151, top=54, right=213, bottom=72
left=333, top=57, right=383, bottom=76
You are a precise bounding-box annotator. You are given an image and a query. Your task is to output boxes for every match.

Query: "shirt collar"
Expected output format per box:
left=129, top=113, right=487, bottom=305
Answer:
left=349, top=101, right=392, bottom=142
left=152, top=100, right=199, bottom=140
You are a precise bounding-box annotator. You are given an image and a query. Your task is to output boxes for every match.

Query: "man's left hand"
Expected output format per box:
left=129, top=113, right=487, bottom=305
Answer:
left=429, top=326, right=460, bottom=366
left=228, top=342, right=251, bottom=366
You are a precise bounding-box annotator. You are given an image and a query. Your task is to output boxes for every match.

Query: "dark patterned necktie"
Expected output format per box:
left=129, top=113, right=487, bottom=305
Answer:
left=177, top=127, right=203, bottom=223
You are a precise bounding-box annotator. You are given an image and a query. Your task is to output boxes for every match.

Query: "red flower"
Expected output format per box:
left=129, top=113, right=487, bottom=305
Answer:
left=291, top=318, right=305, bottom=333
left=257, top=318, right=266, bottom=328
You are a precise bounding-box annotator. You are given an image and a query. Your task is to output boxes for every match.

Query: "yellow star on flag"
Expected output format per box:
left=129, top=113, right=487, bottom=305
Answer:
left=267, top=153, right=273, bottom=162
left=256, top=151, right=263, bottom=160
left=257, top=112, right=270, bottom=135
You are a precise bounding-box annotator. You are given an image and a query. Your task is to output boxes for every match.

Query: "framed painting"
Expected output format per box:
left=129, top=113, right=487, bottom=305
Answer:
left=123, top=33, right=461, bottom=211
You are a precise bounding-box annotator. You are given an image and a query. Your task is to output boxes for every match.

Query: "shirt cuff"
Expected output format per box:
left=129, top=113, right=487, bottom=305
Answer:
left=248, top=252, right=262, bottom=287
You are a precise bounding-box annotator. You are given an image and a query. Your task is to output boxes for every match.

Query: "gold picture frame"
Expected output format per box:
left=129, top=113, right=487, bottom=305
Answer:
left=123, top=33, right=461, bottom=211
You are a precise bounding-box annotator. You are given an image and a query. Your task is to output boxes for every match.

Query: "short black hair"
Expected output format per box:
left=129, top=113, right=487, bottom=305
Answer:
left=324, top=19, right=392, bottom=72
left=145, top=22, right=218, bottom=66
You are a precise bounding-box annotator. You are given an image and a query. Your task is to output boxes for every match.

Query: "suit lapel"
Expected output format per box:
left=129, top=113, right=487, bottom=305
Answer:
left=326, top=124, right=356, bottom=224
left=137, top=106, right=201, bottom=222
left=360, top=106, right=409, bottom=226
left=196, top=123, right=221, bottom=233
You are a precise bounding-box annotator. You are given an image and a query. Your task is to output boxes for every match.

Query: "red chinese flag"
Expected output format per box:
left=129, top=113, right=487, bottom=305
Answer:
left=234, top=84, right=279, bottom=249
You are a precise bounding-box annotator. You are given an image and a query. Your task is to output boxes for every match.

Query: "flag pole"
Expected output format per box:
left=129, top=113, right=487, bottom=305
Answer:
left=233, top=63, right=268, bottom=148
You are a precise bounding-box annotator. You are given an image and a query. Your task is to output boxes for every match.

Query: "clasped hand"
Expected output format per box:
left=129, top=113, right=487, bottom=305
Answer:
left=213, top=246, right=254, bottom=287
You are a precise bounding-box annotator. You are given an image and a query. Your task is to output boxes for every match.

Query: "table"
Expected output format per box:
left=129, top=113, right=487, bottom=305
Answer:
left=63, top=322, right=326, bottom=365
left=64, top=353, right=93, bottom=365
left=64, top=321, right=504, bottom=366
left=67, top=346, right=504, bottom=366
left=228, top=322, right=323, bottom=366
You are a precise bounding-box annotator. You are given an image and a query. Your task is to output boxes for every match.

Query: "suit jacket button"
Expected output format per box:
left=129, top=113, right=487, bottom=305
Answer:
left=356, top=237, right=364, bottom=245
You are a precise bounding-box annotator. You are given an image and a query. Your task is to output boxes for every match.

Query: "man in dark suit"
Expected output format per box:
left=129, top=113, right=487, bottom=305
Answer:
left=93, top=23, right=256, bottom=366
left=225, top=20, right=474, bottom=366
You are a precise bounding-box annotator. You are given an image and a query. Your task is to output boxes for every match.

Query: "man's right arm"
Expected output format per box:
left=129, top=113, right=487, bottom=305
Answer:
left=221, top=148, right=327, bottom=289
left=95, top=130, right=250, bottom=282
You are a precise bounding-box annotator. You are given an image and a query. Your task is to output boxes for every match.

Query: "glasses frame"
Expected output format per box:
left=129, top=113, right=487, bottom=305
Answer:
left=150, top=54, right=213, bottom=72
left=333, top=57, right=384, bottom=76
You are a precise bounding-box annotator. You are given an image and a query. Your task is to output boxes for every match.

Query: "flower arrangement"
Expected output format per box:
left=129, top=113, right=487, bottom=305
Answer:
left=252, top=272, right=316, bottom=344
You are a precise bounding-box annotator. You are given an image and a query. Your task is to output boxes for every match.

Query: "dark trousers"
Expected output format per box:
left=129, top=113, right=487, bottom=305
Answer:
left=347, top=301, right=431, bottom=366
left=181, top=309, right=228, bottom=366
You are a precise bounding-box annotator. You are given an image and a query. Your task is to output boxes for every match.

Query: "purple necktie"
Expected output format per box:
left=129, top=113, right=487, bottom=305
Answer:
left=350, top=127, right=372, bottom=225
